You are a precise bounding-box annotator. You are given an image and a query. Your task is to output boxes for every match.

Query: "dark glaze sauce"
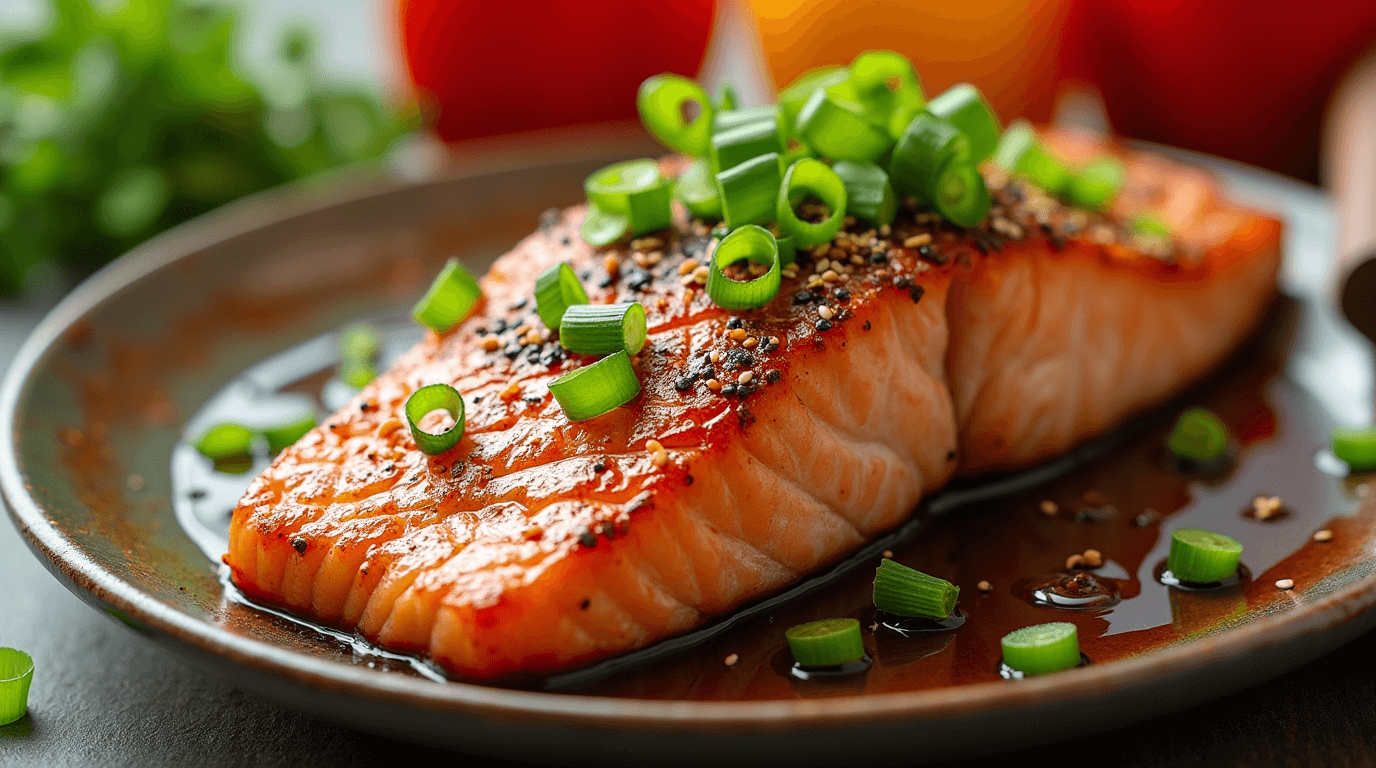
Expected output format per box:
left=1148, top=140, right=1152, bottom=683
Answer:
left=172, top=302, right=1376, bottom=699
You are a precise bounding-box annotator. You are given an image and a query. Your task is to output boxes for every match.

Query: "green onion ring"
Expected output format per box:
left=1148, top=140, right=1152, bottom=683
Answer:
left=549, top=350, right=641, bottom=422
left=1332, top=426, right=1376, bottom=471
left=195, top=423, right=253, bottom=461
left=404, top=383, right=465, bottom=455
left=795, top=87, right=893, bottom=163
left=832, top=160, right=897, bottom=226
left=777, top=158, right=848, bottom=247
left=933, top=160, right=991, bottom=227
left=636, top=74, right=713, bottom=157
left=716, top=152, right=783, bottom=229
left=710, top=116, right=784, bottom=173
left=339, top=322, right=380, bottom=362
left=534, top=262, right=590, bottom=330
left=264, top=412, right=317, bottom=455
left=1068, top=157, right=1125, bottom=209
left=581, top=205, right=629, bottom=248
left=849, top=50, right=924, bottom=131
left=1167, top=528, right=1243, bottom=583
left=713, top=104, right=778, bottom=132
left=924, top=83, right=1002, bottom=164
left=706, top=224, right=781, bottom=310
left=776, top=235, right=797, bottom=267
left=994, top=119, right=1072, bottom=194
left=786, top=618, right=865, bottom=667
left=779, top=65, right=850, bottom=138
left=890, top=113, right=990, bottom=226
left=0, top=648, right=34, bottom=726
left=1000, top=623, right=1080, bottom=676
left=675, top=158, right=722, bottom=219
left=583, top=160, right=672, bottom=240
left=412, top=258, right=482, bottom=333
left=1167, top=407, right=1228, bottom=462
left=872, top=558, right=959, bottom=618
left=559, top=302, right=648, bottom=355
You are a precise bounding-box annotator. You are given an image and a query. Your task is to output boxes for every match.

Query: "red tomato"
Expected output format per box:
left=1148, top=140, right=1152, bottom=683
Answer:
left=398, top=0, right=717, bottom=143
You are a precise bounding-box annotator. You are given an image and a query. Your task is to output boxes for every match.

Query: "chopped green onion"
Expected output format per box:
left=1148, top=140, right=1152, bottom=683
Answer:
left=924, top=83, right=1001, bottom=164
left=1000, top=622, right=1080, bottom=676
left=675, top=158, right=722, bottom=219
left=0, top=648, right=34, bottom=726
left=195, top=423, right=253, bottom=461
left=779, top=65, right=850, bottom=137
left=1332, top=426, right=1376, bottom=470
left=785, top=618, right=865, bottom=667
left=872, top=558, right=959, bottom=618
left=716, top=81, right=738, bottom=112
left=636, top=74, right=713, bottom=157
left=710, top=117, right=784, bottom=173
left=404, top=383, right=465, bottom=455
left=412, top=258, right=482, bottom=333
left=341, top=359, right=378, bottom=389
left=559, top=302, right=648, bottom=356
left=549, top=350, right=641, bottom=422
left=1130, top=212, right=1173, bottom=239
left=583, top=160, right=673, bottom=239
left=795, top=88, right=893, bottom=163
left=1168, top=407, right=1229, bottom=462
left=339, top=322, right=380, bottom=362
left=716, top=152, right=783, bottom=229
left=264, top=412, right=317, bottom=455
left=776, top=235, right=797, bottom=268
left=581, top=206, right=630, bottom=247
left=713, top=104, right=778, bottom=132
left=849, top=50, right=924, bottom=132
left=534, top=262, right=590, bottom=330
left=1068, top=157, right=1125, bottom=209
left=832, top=160, right=897, bottom=226
left=1167, top=528, right=1243, bottom=583
left=777, top=158, right=847, bottom=247
left=890, top=113, right=990, bottom=227
left=994, top=120, right=1072, bottom=194
left=706, top=224, right=781, bottom=310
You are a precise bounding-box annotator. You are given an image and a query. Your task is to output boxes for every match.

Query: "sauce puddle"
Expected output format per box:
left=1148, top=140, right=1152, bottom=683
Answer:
left=173, top=310, right=1376, bottom=699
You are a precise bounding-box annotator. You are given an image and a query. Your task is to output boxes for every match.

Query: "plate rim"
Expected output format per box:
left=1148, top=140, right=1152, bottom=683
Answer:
left=3, top=137, right=1372, bottom=732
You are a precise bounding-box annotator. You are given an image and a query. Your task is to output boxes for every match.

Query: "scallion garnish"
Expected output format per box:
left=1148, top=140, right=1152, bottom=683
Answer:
left=339, top=323, right=380, bottom=362
left=848, top=50, right=924, bottom=135
left=890, top=113, right=990, bottom=226
left=1167, top=407, right=1229, bottom=462
left=777, top=158, right=847, bottom=247
left=674, top=158, right=722, bottom=220
left=534, top=262, right=590, bottom=330
left=1000, top=622, right=1080, bottom=676
left=404, top=383, right=465, bottom=456
left=716, top=82, right=739, bottom=112
left=341, top=359, right=378, bottom=389
left=195, top=423, right=253, bottom=462
left=779, top=65, right=850, bottom=139
left=1067, top=157, right=1125, bottom=210
left=636, top=74, right=713, bottom=157
left=994, top=120, right=1072, bottom=195
left=1331, top=426, right=1376, bottom=470
left=559, top=302, right=648, bottom=356
left=785, top=618, right=865, bottom=667
left=1167, top=528, right=1243, bottom=583
left=716, top=152, right=783, bottom=229
left=713, top=104, right=778, bottom=132
left=412, top=258, right=482, bottom=334
left=0, top=648, right=34, bottom=726
left=710, top=117, right=784, bottom=174
left=872, top=558, right=959, bottom=618
left=706, top=224, right=781, bottom=310
left=1130, top=212, right=1173, bottom=240
left=549, top=350, right=641, bottom=422
left=924, top=83, right=1001, bottom=164
left=581, top=206, right=632, bottom=248
left=776, top=235, right=797, bottom=268
left=832, top=160, right=897, bottom=226
left=794, top=87, right=893, bottom=163
left=264, top=412, right=317, bottom=455
left=582, top=160, right=673, bottom=246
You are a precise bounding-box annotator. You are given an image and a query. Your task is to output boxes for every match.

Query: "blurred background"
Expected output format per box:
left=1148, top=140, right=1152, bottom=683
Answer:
left=2, top=0, right=1375, bottom=295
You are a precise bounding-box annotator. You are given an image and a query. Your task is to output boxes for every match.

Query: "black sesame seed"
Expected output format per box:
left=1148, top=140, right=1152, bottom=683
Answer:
left=560, top=236, right=571, bottom=246
left=598, top=276, right=614, bottom=288
left=509, top=297, right=528, bottom=310
left=685, top=475, right=694, bottom=485
left=916, top=244, right=947, bottom=265
left=522, top=395, right=543, bottom=404
left=188, top=489, right=207, bottom=499
left=503, top=343, right=522, bottom=359
left=726, top=348, right=754, bottom=367
left=539, top=208, right=559, bottom=230
left=792, top=290, right=814, bottom=305
left=726, top=316, right=743, bottom=329
left=909, top=285, right=925, bottom=303
left=492, top=318, right=508, bottom=333
left=721, top=383, right=738, bottom=396
left=626, top=268, right=653, bottom=291
left=868, top=251, right=888, bottom=264
left=893, top=276, right=912, bottom=289
left=592, top=461, right=607, bottom=473
left=291, top=537, right=308, bottom=554
left=472, top=395, right=483, bottom=404
left=765, top=369, right=782, bottom=383
left=834, top=288, right=851, bottom=301
left=526, top=349, right=541, bottom=362
left=863, top=320, right=872, bottom=331
left=474, top=325, right=488, bottom=335
left=816, top=319, right=833, bottom=331
left=674, top=376, right=694, bottom=392
left=578, top=529, right=598, bottom=548
left=683, top=238, right=708, bottom=258
left=946, top=449, right=956, bottom=461
left=579, top=599, right=591, bottom=610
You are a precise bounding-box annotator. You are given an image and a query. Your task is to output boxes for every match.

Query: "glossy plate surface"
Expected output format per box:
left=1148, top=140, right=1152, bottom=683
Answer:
left=4, top=135, right=1375, bottom=765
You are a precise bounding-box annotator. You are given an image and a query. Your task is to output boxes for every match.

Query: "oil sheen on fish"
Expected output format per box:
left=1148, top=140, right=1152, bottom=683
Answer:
left=225, top=130, right=1281, bottom=680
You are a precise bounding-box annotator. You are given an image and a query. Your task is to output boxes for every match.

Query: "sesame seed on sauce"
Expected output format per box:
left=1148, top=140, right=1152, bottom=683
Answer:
left=578, top=529, right=598, bottom=548
left=765, top=369, right=782, bottom=384
left=1039, top=500, right=1059, bottom=516
left=726, top=316, right=744, bottom=330
left=977, top=580, right=993, bottom=593
left=834, top=288, right=851, bottom=301
left=291, top=537, right=308, bottom=554
left=1275, top=578, right=1295, bottom=590
left=724, top=653, right=739, bottom=667
left=909, top=285, right=925, bottom=303
left=592, top=461, right=607, bottom=474
left=815, top=319, right=833, bottom=331
left=1313, top=529, right=1334, bottom=542
left=817, top=305, right=835, bottom=321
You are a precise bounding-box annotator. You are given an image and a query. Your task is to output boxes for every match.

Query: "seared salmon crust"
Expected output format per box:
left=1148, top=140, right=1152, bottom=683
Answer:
left=227, top=131, right=1281, bottom=680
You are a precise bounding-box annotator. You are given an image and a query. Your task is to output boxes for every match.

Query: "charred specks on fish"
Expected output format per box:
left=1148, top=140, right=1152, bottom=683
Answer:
left=579, top=599, right=591, bottom=610
left=736, top=403, right=756, bottom=428
left=916, top=244, right=947, bottom=265
left=765, top=369, right=782, bottom=384
left=592, top=461, right=607, bottom=474
left=909, top=285, right=926, bottom=304
left=291, top=537, right=308, bottom=554
left=863, top=320, right=873, bottom=331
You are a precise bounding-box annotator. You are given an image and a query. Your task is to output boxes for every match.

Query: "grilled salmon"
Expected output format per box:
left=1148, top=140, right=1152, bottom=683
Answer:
left=225, top=130, right=1281, bottom=680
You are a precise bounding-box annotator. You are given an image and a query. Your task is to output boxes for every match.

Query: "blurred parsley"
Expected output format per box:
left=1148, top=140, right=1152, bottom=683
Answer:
left=0, top=0, right=417, bottom=294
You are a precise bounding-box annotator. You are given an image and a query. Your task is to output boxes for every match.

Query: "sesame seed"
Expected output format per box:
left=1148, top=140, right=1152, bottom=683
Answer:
left=743, top=337, right=758, bottom=349
left=724, top=654, right=739, bottom=667
left=692, top=266, right=710, bottom=284
left=706, top=378, right=723, bottom=392
left=1039, top=500, right=1058, bottom=516
left=814, top=258, right=830, bottom=273
left=821, top=269, right=840, bottom=283
left=1252, top=495, right=1284, bottom=520
left=882, top=550, right=894, bottom=559
left=782, top=266, right=799, bottom=279
left=817, top=305, right=835, bottom=320
left=1081, top=548, right=1103, bottom=567
left=709, top=350, right=722, bottom=363
left=765, top=369, right=782, bottom=384
left=1276, top=578, right=1295, bottom=590
left=646, top=250, right=663, bottom=266
left=806, top=277, right=824, bottom=289
left=879, top=224, right=892, bottom=236
left=1066, top=554, right=1085, bottom=570
left=904, top=233, right=932, bottom=248
left=514, top=324, right=532, bottom=337
left=729, top=329, right=748, bottom=341
left=977, top=580, right=992, bottom=593
left=679, top=258, right=700, bottom=275
left=738, top=371, right=754, bottom=385
left=1313, top=529, right=1334, bottom=542
left=680, top=273, right=697, bottom=286
left=480, top=334, right=501, bottom=351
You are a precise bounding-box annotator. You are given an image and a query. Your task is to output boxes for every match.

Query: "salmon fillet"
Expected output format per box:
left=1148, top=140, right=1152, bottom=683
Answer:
left=225, top=131, right=1281, bottom=680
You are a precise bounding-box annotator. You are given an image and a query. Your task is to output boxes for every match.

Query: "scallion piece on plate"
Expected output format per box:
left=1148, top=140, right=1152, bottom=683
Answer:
left=404, top=383, right=465, bottom=456
left=535, top=262, right=590, bottom=330
left=1331, top=426, right=1376, bottom=470
left=713, top=104, right=778, bottom=133
left=412, top=258, right=482, bottom=333
left=777, top=158, right=847, bottom=247
left=994, top=120, right=1072, bottom=194
left=341, top=359, right=378, bottom=389
left=706, top=224, right=781, bottom=310
left=339, top=322, right=380, bottom=362
left=794, top=87, right=893, bottom=163
left=1167, top=407, right=1229, bottom=462
left=1167, top=528, right=1243, bottom=583
left=559, top=302, right=648, bottom=356
left=710, top=117, right=784, bottom=174
left=1067, top=157, right=1125, bottom=209
left=581, top=206, right=630, bottom=247
left=716, top=152, right=783, bottom=229
left=583, top=160, right=673, bottom=243
left=779, top=65, right=850, bottom=137
left=636, top=74, right=713, bottom=157
left=549, top=350, right=641, bottom=422
left=872, top=558, right=959, bottom=618
left=832, top=160, right=897, bottom=226
left=890, top=112, right=991, bottom=227
left=924, top=83, right=1001, bottom=164
left=675, top=158, right=722, bottom=219
left=1000, top=622, right=1080, bottom=676
left=785, top=618, right=865, bottom=667
left=848, top=50, right=924, bottom=131
left=195, top=423, right=253, bottom=461
left=264, top=412, right=317, bottom=455
left=934, top=161, right=991, bottom=227
left=0, top=648, right=34, bottom=726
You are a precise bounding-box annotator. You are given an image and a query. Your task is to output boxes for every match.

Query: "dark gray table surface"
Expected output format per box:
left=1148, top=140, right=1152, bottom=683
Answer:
left=2, top=293, right=1375, bottom=768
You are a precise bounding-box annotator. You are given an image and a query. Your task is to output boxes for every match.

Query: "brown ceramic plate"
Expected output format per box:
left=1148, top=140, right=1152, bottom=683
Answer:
left=5, top=133, right=1376, bottom=766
